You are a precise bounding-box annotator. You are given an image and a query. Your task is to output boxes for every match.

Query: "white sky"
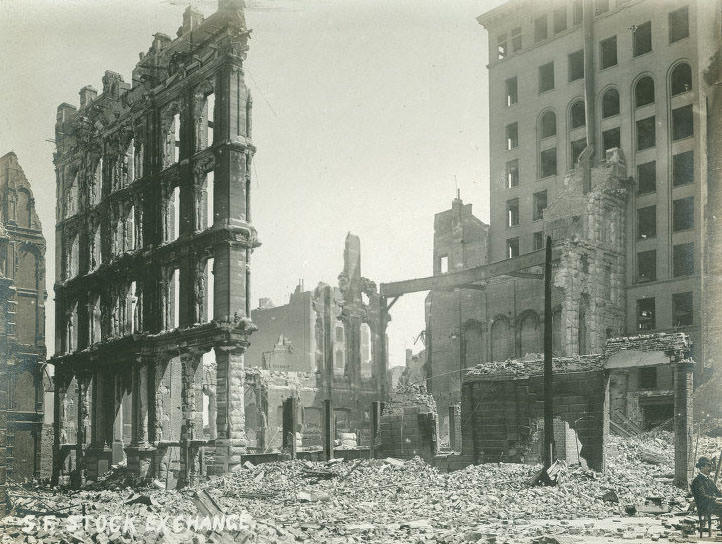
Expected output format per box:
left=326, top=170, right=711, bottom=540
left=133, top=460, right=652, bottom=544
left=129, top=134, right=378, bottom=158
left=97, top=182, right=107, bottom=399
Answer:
left=0, top=0, right=501, bottom=367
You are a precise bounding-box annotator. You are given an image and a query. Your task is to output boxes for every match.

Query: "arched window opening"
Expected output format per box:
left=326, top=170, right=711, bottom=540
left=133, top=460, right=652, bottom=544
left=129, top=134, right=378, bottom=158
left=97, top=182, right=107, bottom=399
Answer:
left=635, top=77, right=655, bottom=107
left=360, top=322, right=373, bottom=379
left=491, top=318, right=513, bottom=362
left=602, top=89, right=619, bottom=118
left=570, top=100, right=586, bottom=129
left=520, top=312, right=541, bottom=355
left=671, top=63, right=692, bottom=96
left=540, top=111, right=556, bottom=138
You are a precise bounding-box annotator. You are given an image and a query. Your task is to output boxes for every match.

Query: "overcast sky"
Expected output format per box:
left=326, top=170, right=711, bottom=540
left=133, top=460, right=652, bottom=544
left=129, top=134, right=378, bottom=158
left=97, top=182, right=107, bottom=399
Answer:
left=0, top=0, right=501, bottom=367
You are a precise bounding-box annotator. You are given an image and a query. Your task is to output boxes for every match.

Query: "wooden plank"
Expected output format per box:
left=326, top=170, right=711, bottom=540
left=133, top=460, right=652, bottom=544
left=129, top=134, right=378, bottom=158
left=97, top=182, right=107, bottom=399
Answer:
left=380, top=248, right=560, bottom=297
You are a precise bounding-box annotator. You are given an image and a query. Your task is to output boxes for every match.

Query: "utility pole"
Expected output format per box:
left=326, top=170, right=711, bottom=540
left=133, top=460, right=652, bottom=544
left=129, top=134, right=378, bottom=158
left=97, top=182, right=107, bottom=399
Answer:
left=543, top=236, right=555, bottom=468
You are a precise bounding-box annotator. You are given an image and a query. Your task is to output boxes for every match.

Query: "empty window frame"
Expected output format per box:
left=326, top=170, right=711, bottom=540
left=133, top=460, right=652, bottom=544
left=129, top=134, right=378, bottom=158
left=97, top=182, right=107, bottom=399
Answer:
left=639, top=367, right=657, bottom=389
left=533, top=231, right=544, bottom=250
left=673, top=196, right=694, bottom=231
left=636, top=116, right=656, bottom=150
left=511, top=27, right=522, bottom=52
left=171, top=267, right=180, bottom=329
left=539, top=62, right=555, bottom=93
left=602, top=88, right=619, bottom=118
left=173, top=113, right=181, bottom=163
left=553, top=7, right=567, bottom=33
left=673, top=242, right=694, bottom=277
left=540, top=111, right=556, bottom=138
left=507, top=237, right=520, bottom=259
left=570, top=100, right=586, bottom=128
left=506, top=159, right=519, bottom=188
left=672, top=151, right=694, bottom=186
left=534, top=15, right=548, bottom=42
left=637, top=161, right=656, bottom=194
left=171, top=185, right=181, bottom=241
left=129, top=281, right=138, bottom=333
left=637, top=249, right=656, bottom=282
left=205, top=170, right=215, bottom=228
left=205, top=92, right=215, bottom=148
left=602, top=127, right=620, bottom=152
left=671, top=63, right=692, bottom=95
left=540, top=148, right=557, bottom=178
left=633, top=21, right=652, bottom=57
left=637, top=205, right=656, bottom=239
left=505, top=77, right=518, bottom=106
left=533, top=190, right=547, bottom=220
left=672, top=105, right=693, bottom=140
left=637, top=298, right=655, bottom=330
left=206, top=257, right=215, bottom=321
left=635, top=77, right=655, bottom=107
left=571, top=138, right=587, bottom=167
left=507, top=198, right=520, bottom=227
left=672, top=291, right=693, bottom=326
left=568, top=50, right=584, bottom=81
left=600, top=36, right=617, bottom=69
left=497, top=33, right=507, bottom=60
left=669, top=6, right=689, bottom=43
left=506, top=123, right=519, bottom=150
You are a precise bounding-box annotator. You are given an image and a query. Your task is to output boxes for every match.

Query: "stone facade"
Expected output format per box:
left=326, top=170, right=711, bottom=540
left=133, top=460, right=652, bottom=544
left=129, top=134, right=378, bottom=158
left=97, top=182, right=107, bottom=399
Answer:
left=50, top=1, right=258, bottom=485
left=0, top=152, right=47, bottom=481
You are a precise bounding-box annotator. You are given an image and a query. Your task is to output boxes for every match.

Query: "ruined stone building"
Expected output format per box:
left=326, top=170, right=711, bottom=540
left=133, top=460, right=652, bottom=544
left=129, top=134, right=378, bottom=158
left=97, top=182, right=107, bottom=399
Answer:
left=0, top=152, right=48, bottom=480
left=423, top=0, right=721, bottom=437
left=243, top=234, right=387, bottom=451
left=51, top=1, right=258, bottom=485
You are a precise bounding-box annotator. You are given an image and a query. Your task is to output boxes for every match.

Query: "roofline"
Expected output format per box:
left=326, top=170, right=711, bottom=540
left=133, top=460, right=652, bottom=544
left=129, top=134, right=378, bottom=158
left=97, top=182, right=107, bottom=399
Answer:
left=476, top=0, right=523, bottom=30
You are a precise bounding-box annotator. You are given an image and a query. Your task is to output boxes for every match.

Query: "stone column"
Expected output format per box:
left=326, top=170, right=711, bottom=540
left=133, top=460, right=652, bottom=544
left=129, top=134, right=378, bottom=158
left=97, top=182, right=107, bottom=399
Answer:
left=178, top=351, right=202, bottom=487
left=210, top=345, right=247, bottom=474
left=674, top=360, right=694, bottom=489
left=111, top=374, right=125, bottom=464
left=74, top=372, right=91, bottom=487
left=125, top=357, right=154, bottom=480
left=51, top=371, right=70, bottom=486
left=87, top=371, right=112, bottom=480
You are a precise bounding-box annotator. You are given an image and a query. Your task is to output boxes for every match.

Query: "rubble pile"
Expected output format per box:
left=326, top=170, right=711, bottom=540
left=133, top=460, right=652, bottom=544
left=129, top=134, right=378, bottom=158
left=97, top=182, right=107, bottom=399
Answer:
left=466, top=355, right=604, bottom=379
left=382, top=383, right=437, bottom=416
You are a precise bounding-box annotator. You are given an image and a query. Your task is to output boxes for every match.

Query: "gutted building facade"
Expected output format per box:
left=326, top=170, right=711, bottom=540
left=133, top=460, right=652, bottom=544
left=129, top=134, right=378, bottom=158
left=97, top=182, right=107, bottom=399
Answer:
left=0, top=152, right=48, bottom=480
left=51, top=1, right=258, bottom=485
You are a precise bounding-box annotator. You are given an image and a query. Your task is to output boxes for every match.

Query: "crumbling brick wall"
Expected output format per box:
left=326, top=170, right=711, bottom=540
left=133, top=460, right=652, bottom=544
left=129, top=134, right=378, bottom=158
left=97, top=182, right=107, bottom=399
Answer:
left=378, top=385, right=438, bottom=460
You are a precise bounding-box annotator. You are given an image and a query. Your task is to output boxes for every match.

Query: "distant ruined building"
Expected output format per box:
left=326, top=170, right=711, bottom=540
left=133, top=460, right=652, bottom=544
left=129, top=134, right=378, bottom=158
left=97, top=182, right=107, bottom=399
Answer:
left=0, top=152, right=48, bottom=480
left=51, top=1, right=259, bottom=485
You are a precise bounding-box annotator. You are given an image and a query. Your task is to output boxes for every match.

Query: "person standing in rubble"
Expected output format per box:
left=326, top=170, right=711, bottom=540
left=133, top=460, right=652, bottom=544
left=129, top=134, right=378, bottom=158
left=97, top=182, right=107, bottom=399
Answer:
left=691, top=457, right=722, bottom=517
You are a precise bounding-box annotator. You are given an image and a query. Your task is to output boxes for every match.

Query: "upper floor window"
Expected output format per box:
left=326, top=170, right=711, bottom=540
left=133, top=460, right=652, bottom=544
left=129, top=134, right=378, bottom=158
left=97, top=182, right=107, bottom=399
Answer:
left=497, top=33, right=507, bottom=60
left=600, top=36, right=617, bottom=69
left=568, top=50, right=584, bottom=82
left=673, top=196, right=694, bottom=231
left=507, top=198, right=519, bottom=227
left=511, top=27, right=522, bottom=52
left=571, top=138, right=586, bottom=167
left=672, top=105, right=693, bottom=140
left=637, top=298, right=655, bottom=330
left=439, top=255, right=449, bottom=274
left=534, top=15, right=548, bottom=42
left=633, top=21, right=652, bottom=57
left=507, top=237, right=520, bottom=259
left=672, top=292, right=693, bottom=326
left=572, top=0, right=583, bottom=25
left=635, top=77, right=655, bottom=107
left=553, top=7, right=567, bottom=33
left=539, top=62, right=555, bottom=93
left=636, top=116, right=656, bottom=150
left=671, top=63, right=692, bottom=96
left=602, top=127, right=620, bottom=152
left=637, top=205, right=656, bottom=239
left=673, top=243, right=694, bottom=277
left=540, top=148, right=557, bottom=178
left=505, top=77, right=518, bottom=106
left=570, top=100, right=585, bottom=129
left=540, top=111, right=556, bottom=138
left=637, top=161, right=656, bottom=194
left=533, top=190, right=547, bottom=220
left=673, top=151, right=694, bottom=186
left=637, top=250, right=656, bottom=282
left=506, top=159, right=519, bottom=188
left=669, top=6, right=689, bottom=43
left=506, top=123, right=518, bottom=150
left=602, top=88, right=619, bottom=118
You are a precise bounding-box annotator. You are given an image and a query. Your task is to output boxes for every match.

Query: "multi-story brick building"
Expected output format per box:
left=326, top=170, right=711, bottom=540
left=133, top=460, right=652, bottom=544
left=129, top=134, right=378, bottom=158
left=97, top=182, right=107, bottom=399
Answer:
left=0, top=152, right=48, bottom=480
left=50, top=1, right=258, bottom=486
left=476, top=0, right=720, bottom=362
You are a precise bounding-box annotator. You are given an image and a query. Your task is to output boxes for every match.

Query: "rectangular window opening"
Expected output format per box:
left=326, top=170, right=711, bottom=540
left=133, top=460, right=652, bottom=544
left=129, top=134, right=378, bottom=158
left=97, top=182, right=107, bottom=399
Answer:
left=172, top=267, right=180, bottom=330
left=533, top=231, right=544, bottom=251
left=669, top=6, right=689, bottom=43
left=602, top=127, right=620, bottom=153
left=637, top=205, right=656, bottom=239
left=539, top=62, right=555, bottom=93
left=673, top=197, right=694, bottom=231
left=206, top=257, right=215, bottom=322
left=553, top=7, right=567, bottom=33
left=534, top=15, right=548, bottom=42
left=505, top=77, right=518, bottom=106
left=636, top=116, right=656, bottom=150
left=600, top=36, right=617, bottom=69
left=571, top=138, right=586, bottom=167
left=673, top=242, right=694, bottom=277
left=173, top=113, right=181, bottom=163
left=206, top=92, right=215, bottom=148
left=206, top=171, right=215, bottom=229
left=533, top=190, right=547, bottom=220
left=637, top=161, right=656, bottom=194
left=672, top=105, right=693, bottom=140
left=507, top=198, right=519, bottom=227
left=672, top=292, right=693, bottom=327
left=497, top=33, right=507, bottom=60
left=507, top=238, right=520, bottom=259
left=639, top=367, right=657, bottom=389
left=439, top=255, right=448, bottom=274
left=637, top=250, right=656, bottom=283
left=540, top=148, right=557, bottom=178
left=506, top=159, right=519, bottom=188
left=637, top=298, right=655, bottom=331
left=568, top=50, right=584, bottom=81
left=673, top=151, right=694, bottom=186
left=511, top=27, right=522, bottom=51
left=633, top=21, right=652, bottom=57
left=573, top=0, right=583, bottom=24
left=171, top=185, right=181, bottom=241
left=506, top=123, right=518, bottom=150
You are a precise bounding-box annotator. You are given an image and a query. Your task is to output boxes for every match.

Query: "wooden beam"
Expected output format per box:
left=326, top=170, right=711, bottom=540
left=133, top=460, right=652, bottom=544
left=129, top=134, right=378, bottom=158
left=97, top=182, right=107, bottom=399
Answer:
left=380, top=248, right=561, bottom=297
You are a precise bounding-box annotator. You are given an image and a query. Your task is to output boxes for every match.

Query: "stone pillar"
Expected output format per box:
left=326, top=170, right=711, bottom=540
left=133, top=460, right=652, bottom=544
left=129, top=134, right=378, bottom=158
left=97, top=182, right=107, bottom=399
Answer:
left=282, top=396, right=297, bottom=459
left=111, top=374, right=125, bottom=464
left=51, top=371, right=69, bottom=486
left=674, top=360, right=694, bottom=489
left=125, top=357, right=154, bottom=480
left=86, top=371, right=112, bottom=480
left=370, top=401, right=380, bottom=459
left=74, top=372, right=91, bottom=486
left=178, top=351, right=202, bottom=487
left=210, top=346, right=246, bottom=474
left=448, top=405, right=457, bottom=452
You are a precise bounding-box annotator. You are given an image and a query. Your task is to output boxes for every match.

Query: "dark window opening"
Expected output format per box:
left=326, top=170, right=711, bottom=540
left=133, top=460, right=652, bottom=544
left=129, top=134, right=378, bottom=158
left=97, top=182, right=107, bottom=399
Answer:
left=637, top=249, right=656, bottom=282
left=669, top=6, right=689, bottom=43
left=602, top=127, right=620, bottom=152
left=671, top=63, right=692, bottom=95
left=673, top=151, right=694, bottom=186
left=497, top=34, right=507, bottom=60
left=595, top=0, right=609, bottom=15
left=570, top=100, right=586, bottom=128
left=533, top=231, right=544, bottom=250
left=507, top=237, right=520, bottom=258
left=673, top=196, right=694, bottom=231
left=505, top=77, right=518, bottom=106
left=554, top=7, right=567, bottom=33
left=573, top=1, right=583, bottom=25
left=533, top=190, right=547, bottom=220
left=507, top=198, right=519, bottom=227
left=673, top=242, right=694, bottom=277
left=571, top=138, right=587, bottom=167
left=506, top=123, right=518, bottom=150
left=539, top=62, right=555, bottom=93
left=672, top=292, right=693, bottom=326
left=511, top=27, right=522, bottom=51
left=672, top=104, right=693, bottom=140
left=635, top=77, right=655, bottom=107
left=535, top=15, right=548, bottom=42
left=569, top=50, right=584, bottom=81
left=540, top=148, right=557, bottom=178
left=506, top=159, right=519, bottom=188
left=637, top=205, right=656, bottom=239
left=637, top=298, right=655, bottom=331
left=602, top=88, right=620, bottom=118
left=541, top=111, right=557, bottom=138
left=636, top=116, right=656, bottom=150
left=637, top=161, right=656, bottom=194
left=600, top=36, right=617, bottom=69
left=633, top=21, right=652, bottom=57
left=639, top=367, right=658, bottom=389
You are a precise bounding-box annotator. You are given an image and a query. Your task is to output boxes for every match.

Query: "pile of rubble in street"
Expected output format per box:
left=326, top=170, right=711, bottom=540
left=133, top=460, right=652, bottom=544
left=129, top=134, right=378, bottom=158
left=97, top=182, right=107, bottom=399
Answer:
left=2, top=430, right=721, bottom=543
